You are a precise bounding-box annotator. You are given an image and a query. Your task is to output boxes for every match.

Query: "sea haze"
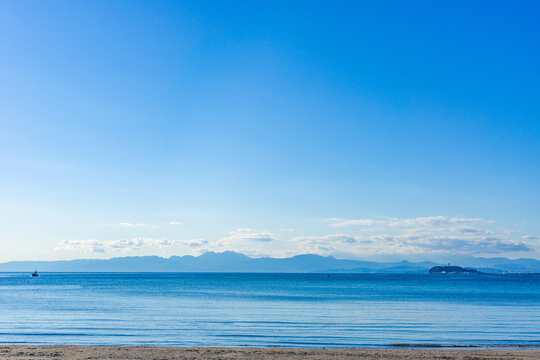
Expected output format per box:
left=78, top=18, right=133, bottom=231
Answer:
left=0, top=272, right=538, bottom=347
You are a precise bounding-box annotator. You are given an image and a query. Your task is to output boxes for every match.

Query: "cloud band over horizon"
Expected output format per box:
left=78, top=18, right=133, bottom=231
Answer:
left=54, top=216, right=538, bottom=259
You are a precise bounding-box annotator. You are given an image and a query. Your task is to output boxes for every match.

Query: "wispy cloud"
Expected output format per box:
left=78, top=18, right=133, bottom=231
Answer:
left=293, top=233, right=365, bottom=245
left=223, top=228, right=276, bottom=243
left=327, top=218, right=378, bottom=227
left=386, top=216, right=491, bottom=228
left=328, top=216, right=490, bottom=229
left=62, top=216, right=537, bottom=258
left=55, top=239, right=106, bottom=253
left=56, top=237, right=194, bottom=253
left=117, top=222, right=160, bottom=228
left=168, top=221, right=182, bottom=226
left=209, top=228, right=278, bottom=257
left=316, top=216, right=534, bottom=256
left=181, top=239, right=208, bottom=247
left=292, top=232, right=530, bottom=256
left=291, top=233, right=373, bottom=255
left=117, top=222, right=138, bottom=227
left=116, top=222, right=160, bottom=229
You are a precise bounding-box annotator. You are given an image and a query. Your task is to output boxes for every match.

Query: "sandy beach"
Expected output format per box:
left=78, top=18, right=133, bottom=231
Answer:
left=0, top=346, right=538, bottom=360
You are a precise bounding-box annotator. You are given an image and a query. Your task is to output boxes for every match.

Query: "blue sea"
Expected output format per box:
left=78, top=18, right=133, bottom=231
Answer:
left=0, top=273, right=538, bottom=348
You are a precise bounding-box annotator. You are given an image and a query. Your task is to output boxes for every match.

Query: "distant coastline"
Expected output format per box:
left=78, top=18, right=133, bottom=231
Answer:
left=1, top=251, right=540, bottom=274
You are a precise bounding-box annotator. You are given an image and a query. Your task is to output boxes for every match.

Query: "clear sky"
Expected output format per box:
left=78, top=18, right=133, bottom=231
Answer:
left=1, top=0, right=539, bottom=262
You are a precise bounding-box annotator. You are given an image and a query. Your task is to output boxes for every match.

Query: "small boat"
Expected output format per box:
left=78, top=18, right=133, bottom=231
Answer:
left=30, top=270, right=39, bottom=277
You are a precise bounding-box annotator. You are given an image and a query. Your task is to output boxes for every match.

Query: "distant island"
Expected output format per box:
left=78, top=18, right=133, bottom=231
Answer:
left=429, top=265, right=482, bottom=274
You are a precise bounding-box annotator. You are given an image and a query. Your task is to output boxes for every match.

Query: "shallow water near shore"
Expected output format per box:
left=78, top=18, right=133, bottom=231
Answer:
left=0, top=273, right=538, bottom=347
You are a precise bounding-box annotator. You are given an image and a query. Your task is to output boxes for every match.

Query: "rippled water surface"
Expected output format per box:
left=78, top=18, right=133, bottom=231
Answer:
left=0, top=273, right=538, bottom=347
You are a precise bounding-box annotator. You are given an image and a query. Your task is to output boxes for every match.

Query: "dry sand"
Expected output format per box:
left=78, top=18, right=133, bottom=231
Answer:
left=0, top=346, right=538, bottom=360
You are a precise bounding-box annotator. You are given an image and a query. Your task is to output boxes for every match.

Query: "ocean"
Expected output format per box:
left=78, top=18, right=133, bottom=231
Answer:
left=0, top=272, right=538, bottom=347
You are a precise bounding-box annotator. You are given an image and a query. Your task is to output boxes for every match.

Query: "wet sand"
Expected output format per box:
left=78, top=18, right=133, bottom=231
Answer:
left=0, top=346, right=538, bottom=360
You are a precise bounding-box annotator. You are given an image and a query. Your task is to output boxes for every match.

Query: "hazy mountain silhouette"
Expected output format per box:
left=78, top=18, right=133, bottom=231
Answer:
left=1, top=251, right=539, bottom=273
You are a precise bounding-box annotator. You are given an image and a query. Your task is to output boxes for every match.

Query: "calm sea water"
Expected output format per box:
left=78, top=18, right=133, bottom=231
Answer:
left=0, top=273, right=538, bottom=347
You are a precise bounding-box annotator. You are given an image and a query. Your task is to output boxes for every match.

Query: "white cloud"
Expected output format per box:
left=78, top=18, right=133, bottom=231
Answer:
left=60, top=216, right=536, bottom=258
left=291, top=233, right=377, bottom=256
left=55, top=239, right=105, bottom=253
left=223, top=228, right=276, bottom=243
left=380, top=233, right=530, bottom=254
left=327, top=218, right=378, bottom=227
left=386, top=216, right=491, bottom=228
left=209, top=229, right=278, bottom=257
left=181, top=239, right=208, bottom=247
left=289, top=229, right=531, bottom=257
left=312, top=216, right=533, bottom=256
left=168, top=221, right=182, bottom=226
left=293, top=233, right=365, bottom=245
left=117, top=222, right=153, bottom=228
left=104, top=238, right=178, bottom=251
left=328, top=216, right=491, bottom=229
left=56, top=237, right=194, bottom=253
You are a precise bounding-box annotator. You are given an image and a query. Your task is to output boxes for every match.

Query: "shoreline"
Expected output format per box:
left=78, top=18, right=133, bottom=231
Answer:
left=0, top=346, right=539, bottom=360
left=2, top=344, right=540, bottom=349
left=389, top=344, right=540, bottom=348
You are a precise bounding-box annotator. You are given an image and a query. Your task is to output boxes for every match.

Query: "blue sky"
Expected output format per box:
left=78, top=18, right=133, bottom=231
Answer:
left=1, top=0, right=539, bottom=261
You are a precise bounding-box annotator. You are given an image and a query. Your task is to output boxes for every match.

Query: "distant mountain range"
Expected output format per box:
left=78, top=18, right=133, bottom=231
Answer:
left=1, top=251, right=540, bottom=273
